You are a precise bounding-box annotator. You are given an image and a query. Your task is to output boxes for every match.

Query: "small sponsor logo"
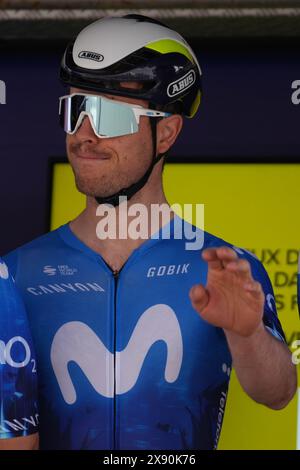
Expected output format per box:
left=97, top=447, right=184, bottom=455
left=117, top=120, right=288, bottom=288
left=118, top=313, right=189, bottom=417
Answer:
left=214, top=390, right=227, bottom=449
left=167, top=70, right=196, bottom=98
left=147, top=263, right=190, bottom=278
left=43, top=265, right=57, bottom=276
left=222, top=363, right=231, bottom=376
left=78, top=51, right=104, bottom=62
left=43, top=265, right=78, bottom=276
left=174, top=65, right=184, bottom=72
left=58, top=265, right=78, bottom=276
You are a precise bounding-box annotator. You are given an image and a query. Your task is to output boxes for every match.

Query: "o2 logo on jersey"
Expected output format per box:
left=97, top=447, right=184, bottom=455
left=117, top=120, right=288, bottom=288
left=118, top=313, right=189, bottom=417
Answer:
left=51, top=304, right=183, bottom=404
left=0, top=336, right=36, bottom=371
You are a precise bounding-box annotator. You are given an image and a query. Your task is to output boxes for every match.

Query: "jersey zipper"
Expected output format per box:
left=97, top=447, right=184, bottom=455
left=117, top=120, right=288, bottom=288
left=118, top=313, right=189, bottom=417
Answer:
left=113, top=269, right=119, bottom=450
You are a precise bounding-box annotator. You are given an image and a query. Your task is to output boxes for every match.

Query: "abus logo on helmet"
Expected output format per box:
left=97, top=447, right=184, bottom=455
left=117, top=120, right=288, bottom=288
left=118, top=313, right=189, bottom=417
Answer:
left=167, top=70, right=196, bottom=98
left=78, top=51, right=104, bottom=62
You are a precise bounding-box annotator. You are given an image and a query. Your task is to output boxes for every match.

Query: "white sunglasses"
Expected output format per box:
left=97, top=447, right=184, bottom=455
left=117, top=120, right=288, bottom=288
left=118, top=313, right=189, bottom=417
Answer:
left=59, top=93, right=172, bottom=138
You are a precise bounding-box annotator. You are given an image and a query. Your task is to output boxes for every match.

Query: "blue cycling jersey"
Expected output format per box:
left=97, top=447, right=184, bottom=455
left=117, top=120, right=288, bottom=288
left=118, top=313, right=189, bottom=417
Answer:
left=0, top=259, right=38, bottom=439
left=4, top=216, right=284, bottom=449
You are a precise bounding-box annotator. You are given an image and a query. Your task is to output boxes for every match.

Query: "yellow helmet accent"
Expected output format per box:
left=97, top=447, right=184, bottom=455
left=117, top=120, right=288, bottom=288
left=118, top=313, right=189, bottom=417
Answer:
left=146, top=39, right=195, bottom=64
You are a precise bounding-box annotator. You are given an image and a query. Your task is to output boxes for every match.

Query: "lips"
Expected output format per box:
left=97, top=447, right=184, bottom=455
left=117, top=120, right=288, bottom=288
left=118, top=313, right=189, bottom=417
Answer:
left=75, top=153, right=111, bottom=160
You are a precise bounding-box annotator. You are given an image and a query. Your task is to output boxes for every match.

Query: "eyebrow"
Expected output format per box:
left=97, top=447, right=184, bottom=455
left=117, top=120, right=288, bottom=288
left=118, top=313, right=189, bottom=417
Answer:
left=102, top=94, right=115, bottom=99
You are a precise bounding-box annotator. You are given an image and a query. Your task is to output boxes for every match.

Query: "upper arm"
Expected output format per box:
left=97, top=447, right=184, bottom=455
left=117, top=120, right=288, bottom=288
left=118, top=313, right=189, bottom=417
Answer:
left=0, top=433, right=39, bottom=450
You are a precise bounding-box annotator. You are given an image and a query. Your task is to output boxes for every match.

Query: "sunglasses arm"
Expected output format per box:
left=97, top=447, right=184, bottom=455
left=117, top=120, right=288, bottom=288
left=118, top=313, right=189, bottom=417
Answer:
left=133, top=108, right=171, bottom=123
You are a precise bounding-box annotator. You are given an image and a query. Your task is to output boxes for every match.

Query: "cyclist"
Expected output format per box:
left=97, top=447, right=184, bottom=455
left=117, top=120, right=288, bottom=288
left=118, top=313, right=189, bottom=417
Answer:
left=4, top=14, right=296, bottom=449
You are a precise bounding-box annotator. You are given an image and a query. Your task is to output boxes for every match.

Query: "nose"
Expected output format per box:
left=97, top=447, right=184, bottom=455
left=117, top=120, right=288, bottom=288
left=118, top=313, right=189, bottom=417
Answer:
left=75, top=115, right=99, bottom=143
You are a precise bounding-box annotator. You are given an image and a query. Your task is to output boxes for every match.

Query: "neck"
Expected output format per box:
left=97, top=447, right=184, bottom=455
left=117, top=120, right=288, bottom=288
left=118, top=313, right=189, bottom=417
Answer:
left=69, top=168, right=174, bottom=272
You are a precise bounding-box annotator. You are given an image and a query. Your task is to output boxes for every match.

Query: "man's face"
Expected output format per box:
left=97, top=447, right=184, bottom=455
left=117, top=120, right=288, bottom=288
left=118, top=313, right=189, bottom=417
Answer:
left=66, top=83, right=154, bottom=200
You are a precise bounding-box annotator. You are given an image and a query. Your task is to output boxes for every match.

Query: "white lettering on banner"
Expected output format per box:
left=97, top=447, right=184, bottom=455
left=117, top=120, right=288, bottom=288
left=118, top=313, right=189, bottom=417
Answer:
left=51, top=304, right=183, bottom=404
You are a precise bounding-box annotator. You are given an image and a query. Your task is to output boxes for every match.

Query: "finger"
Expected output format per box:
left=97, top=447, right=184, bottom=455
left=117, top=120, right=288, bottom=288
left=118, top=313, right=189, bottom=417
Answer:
left=202, top=248, right=224, bottom=272
left=243, top=280, right=264, bottom=297
left=215, top=246, right=239, bottom=268
left=189, top=284, right=209, bottom=311
left=225, top=258, right=254, bottom=282
left=203, top=246, right=239, bottom=269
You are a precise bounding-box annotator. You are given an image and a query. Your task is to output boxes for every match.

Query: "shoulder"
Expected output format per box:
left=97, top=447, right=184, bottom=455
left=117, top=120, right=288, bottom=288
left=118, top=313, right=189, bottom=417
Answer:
left=180, top=217, right=271, bottom=285
left=204, top=230, right=270, bottom=281
left=3, top=228, right=63, bottom=278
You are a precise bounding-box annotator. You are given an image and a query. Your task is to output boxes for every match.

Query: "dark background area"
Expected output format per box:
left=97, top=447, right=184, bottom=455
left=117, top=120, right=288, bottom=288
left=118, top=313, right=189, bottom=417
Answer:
left=1, top=37, right=300, bottom=254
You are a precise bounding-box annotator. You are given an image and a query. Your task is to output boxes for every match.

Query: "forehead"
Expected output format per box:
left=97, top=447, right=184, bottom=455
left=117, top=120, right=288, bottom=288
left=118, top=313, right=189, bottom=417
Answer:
left=70, top=84, right=149, bottom=108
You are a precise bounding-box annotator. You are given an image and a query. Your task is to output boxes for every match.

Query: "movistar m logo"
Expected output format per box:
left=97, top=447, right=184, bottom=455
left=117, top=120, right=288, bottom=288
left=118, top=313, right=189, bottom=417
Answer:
left=167, top=70, right=196, bottom=98
left=43, top=265, right=57, bottom=276
left=51, top=304, right=183, bottom=404
left=78, top=51, right=104, bottom=62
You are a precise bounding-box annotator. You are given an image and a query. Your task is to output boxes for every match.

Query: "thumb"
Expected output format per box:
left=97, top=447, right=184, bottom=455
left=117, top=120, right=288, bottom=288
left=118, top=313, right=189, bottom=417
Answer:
left=189, top=284, right=209, bottom=312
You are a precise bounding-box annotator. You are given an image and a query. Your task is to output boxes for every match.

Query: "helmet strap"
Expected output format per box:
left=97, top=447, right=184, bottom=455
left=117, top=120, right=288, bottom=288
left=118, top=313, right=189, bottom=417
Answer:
left=95, top=117, right=164, bottom=207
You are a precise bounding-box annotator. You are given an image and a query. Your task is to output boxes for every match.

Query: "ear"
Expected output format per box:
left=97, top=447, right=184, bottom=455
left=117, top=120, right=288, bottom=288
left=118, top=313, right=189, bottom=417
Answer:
left=156, top=114, right=183, bottom=155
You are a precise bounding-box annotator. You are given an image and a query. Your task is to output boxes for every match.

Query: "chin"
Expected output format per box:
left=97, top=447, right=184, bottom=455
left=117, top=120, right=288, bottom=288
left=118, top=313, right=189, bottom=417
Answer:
left=74, top=178, right=115, bottom=199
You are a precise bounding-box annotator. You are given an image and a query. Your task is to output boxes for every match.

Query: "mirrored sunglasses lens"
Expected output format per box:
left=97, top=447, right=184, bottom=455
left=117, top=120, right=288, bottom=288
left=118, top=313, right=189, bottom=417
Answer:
left=98, top=99, right=138, bottom=137
left=60, top=95, right=139, bottom=138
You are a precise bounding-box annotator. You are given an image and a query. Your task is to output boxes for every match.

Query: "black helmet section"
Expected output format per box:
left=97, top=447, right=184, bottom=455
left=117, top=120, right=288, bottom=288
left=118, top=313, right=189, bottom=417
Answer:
left=61, top=47, right=200, bottom=118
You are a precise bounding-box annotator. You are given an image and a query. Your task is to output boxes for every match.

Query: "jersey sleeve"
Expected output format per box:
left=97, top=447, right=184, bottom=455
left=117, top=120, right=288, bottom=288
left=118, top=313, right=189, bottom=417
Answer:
left=0, top=259, right=39, bottom=439
left=234, top=247, right=286, bottom=343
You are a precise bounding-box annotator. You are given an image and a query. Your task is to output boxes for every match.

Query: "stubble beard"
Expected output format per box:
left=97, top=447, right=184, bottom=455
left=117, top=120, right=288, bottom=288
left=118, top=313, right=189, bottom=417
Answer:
left=68, top=138, right=154, bottom=200
left=73, top=169, right=129, bottom=199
